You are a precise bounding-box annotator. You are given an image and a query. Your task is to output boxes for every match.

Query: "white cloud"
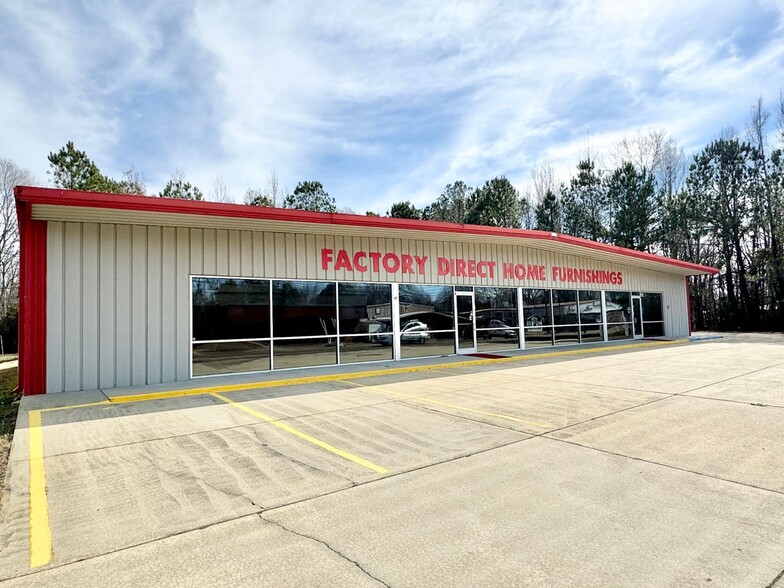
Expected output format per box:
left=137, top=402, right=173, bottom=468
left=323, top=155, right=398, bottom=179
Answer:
left=1, top=0, right=783, bottom=207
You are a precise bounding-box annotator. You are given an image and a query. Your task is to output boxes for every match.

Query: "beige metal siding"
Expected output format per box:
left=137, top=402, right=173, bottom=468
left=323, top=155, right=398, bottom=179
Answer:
left=46, top=222, right=691, bottom=392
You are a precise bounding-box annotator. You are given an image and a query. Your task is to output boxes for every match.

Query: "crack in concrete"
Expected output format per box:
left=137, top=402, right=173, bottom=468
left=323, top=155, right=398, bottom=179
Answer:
left=767, top=566, right=784, bottom=588
left=259, top=514, right=390, bottom=587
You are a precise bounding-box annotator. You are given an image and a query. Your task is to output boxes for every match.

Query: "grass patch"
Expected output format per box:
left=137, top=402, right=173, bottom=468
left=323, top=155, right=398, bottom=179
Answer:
left=0, top=367, right=20, bottom=438
left=0, top=367, right=19, bottom=512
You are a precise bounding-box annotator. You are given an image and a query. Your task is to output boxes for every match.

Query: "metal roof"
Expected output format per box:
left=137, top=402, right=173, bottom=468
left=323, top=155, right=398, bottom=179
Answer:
left=16, top=186, right=718, bottom=277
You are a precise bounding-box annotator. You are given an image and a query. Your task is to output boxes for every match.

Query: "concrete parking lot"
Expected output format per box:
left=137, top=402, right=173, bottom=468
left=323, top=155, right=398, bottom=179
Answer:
left=1, top=334, right=783, bottom=587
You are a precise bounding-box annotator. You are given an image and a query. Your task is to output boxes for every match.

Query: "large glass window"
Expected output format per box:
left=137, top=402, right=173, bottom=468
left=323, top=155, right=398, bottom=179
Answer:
left=475, top=287, right=520, bottom=351
left=398, top=284, right=455, bottom=358
left=272, top=338, right=337, bottom=369
left=273, top=280, right=336, bottom=338
left=338, top=283, right=392, bottom=335
left=192, top=278, right=270, bottom=341
left=523, top=289, right=553, bottom=347
left=522, top=289, right=552, bottom=327
left=552, top=290, right=578, bottom=326
left=605, top=291, right=633, bottom=340
left=578, top=291, right=603, bottom=343
left=338, top=283, right=393, bottom=364
left=192, top=341, right=270, bottom=376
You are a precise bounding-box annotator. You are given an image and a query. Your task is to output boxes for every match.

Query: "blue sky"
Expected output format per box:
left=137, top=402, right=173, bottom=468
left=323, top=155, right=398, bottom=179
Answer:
left=1, top=1, right=783, bottom=213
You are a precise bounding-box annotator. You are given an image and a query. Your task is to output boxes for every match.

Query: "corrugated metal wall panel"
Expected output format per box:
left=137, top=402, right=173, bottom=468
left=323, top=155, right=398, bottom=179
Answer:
left=46, top=222, right=692, bottom=392
left=46, top=222, right=64, bottom=393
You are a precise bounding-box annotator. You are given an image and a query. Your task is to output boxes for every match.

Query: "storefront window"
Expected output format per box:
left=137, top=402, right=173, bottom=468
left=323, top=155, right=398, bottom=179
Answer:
left=272, top=280, right=336, bottom=338
left=272, top=338, right=337, bottom=369
left=578, top=291, right=603, bottom=343
left=474, top=287, right=519, bottom=351
left=339, top=334, right=394, bottom=364
left=552, top=290, right=578, bottom=325
left=399, top=284, right=455, bottom=331
left=605, top=291, right=633, bottom=340
left=192, top=277, right=270, bottom=341
left=522, top=289, right=552, bottom=327
left=338, top=282, right=392, bottom=335
left=192, top=341, right=270, bottom=376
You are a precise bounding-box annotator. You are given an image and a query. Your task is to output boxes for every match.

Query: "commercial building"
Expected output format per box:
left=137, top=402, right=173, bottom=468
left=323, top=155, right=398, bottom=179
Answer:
left=15, top=186, right=717, bottom=395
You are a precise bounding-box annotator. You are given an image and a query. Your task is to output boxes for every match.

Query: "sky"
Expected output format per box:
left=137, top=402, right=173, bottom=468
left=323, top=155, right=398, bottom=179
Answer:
left=1, top=1, right=783, bottom=213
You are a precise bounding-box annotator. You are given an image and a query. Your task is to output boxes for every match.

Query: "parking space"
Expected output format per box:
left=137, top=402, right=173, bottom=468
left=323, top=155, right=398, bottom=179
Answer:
left=1, top=335, right=783, bottom=586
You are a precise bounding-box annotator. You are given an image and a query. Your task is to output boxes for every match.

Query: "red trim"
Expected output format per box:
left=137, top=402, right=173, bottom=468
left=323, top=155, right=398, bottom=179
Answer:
left=15, top=191, right=47, bottom=395
left=685, top=276, right=692, bottom=336
left=14, top=186, right=719, bottom=276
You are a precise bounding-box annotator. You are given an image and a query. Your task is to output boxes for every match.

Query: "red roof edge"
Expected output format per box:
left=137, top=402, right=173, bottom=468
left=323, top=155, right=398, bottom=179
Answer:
left=15, top=186, right=719, bottom=276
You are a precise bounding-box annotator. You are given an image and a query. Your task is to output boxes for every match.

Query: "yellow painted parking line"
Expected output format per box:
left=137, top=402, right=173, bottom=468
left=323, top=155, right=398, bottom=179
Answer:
left=99, top=339, right=686, bottom=407
left=210, top=393, right=388, bottom=475
left=340, top=380, right=551, bottom=429
left=40, top=400, right=112, bottom=413
left=28, top=410, right=52, bottom=568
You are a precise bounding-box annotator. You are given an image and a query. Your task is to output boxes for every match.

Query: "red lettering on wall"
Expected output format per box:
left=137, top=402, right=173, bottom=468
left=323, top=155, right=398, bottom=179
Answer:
left=401, top=254, right=414, bottom=274
left=321, top=248, right=333, bottom=270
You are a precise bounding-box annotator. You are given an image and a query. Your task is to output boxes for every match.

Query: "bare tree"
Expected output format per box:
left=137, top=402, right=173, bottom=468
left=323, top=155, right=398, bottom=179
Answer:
left=120, top=167, right=147, bottom=195
left=0, top=159, right=35, bottom=315
left=209, top=176, right=233, bottom=203
left=531, top=159, right=556, bottom=203
left=243, top=170, right=284, bottom=207
left=611, top=128, right=686, bottom=197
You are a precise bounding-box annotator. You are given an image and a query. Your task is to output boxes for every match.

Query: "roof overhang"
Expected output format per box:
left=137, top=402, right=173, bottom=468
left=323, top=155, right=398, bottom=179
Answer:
left=15, top=186, right=718, bottom=277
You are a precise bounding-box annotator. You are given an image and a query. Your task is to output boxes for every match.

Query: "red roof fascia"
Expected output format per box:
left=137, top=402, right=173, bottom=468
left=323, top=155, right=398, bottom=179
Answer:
left=14, top=186, right=719, bottom=275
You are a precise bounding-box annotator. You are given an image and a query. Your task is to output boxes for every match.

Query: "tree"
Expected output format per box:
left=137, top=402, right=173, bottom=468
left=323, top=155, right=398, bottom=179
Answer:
left=245, top=170, right=284, bottom=208
left=160, top=170, right=204, bottom=200
left=687, top=138, right=758, bottom=329
left=535, top=189, right=561, bottom=232
left=465, top=176, right=524, bottom=228
left=0, top=159, right=34, bottom=318
left=423, top=181, right=472, bottom=223
left=48, top=142, right=118, bottom=192
left=388, top=201, right=421, bottom=219
left=244, top=189, right=274, bottom=207
left=119, top=167, right=146, bottom=195
left=209, top=177, right=232, bottom=203
left=284, top=181, right=336, bottom=212
left=562, top=158, right=609, bottom=241
left=606, top=162, right=658, bottom=251
left=48, top=141, right=145, bottom=195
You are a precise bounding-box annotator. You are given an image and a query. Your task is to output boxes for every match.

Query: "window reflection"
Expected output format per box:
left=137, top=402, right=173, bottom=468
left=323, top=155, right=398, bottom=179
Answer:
left=272, top=281, right=336, bottom=338
left=605, top=291, right=631, bottom=324
left=523, top=289, right=552, bottom=327
left=642, top=293, right=663, bottom=322
left=192, top=278, right=270, bottom=340
left=339, top=283, right=392, bottom=336
left=578, top=291, right=602, bottom=324
left=398, top=285, right=455, bottom=331
left=192, top=341, right=270, bottom=376
left=475, top=287, right=518, bottom=328
left=338, top=335, right=394, bottom=364
left=272, top=338, right=337, bottom=369
left=552, top=290, right=578, bottom=325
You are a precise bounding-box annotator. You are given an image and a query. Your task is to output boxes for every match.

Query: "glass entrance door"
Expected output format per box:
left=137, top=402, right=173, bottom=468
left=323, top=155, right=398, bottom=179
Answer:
left=455, top=291, right=477, bottom=353
left=632, top=295, right=643, bottom=339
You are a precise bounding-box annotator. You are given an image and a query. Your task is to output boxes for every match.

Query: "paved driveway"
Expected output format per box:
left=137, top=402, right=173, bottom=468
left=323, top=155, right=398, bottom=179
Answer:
left=1, top=335, right=783, bottom=586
